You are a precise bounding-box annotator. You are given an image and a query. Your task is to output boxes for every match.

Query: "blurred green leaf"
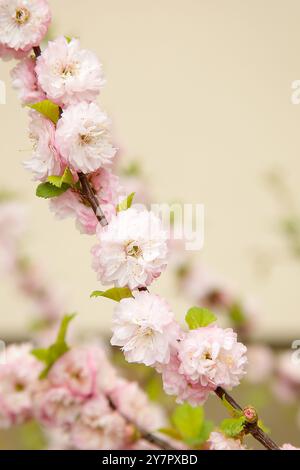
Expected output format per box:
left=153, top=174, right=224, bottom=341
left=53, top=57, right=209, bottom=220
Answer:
left=171, top=403, right=214, bottom=446
left=32, top=314, right=76, bottom=379
left=117, top=193, right=135, bottom=212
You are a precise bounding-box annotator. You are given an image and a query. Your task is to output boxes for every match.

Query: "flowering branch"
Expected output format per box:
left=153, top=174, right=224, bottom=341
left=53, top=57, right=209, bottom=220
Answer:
left=214, top=387, right=280, bottom=450
left=1, top=0, right=296, bottom=452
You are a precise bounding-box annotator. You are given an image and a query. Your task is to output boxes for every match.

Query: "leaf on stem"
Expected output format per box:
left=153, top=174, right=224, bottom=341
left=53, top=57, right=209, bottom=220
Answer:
left=163, top=403, right=214, bottom=447
left=220, top=416, right=246, bottom=438
left=28, top=100, right=60, bottom=124
left=185, top=307, right=217, bottom=330
left=47, top=168, right=74, bottom=188
left=116, top=193, right=135, bottom=212
left=31, top=314, right=76, bottom=379
left=90, top=287, right=133, bottom=302
left=36, top=182, right=70, bottom=199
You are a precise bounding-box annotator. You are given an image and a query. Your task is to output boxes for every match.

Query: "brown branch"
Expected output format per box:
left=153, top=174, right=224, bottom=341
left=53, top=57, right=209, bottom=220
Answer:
left=78, top=173, right=108, bottom=227
left=33, top=46, right=41, bottom=57
left=138, top=429, right=177, bottom=451
left=215, top=387, right=280, bottom=450
left=108, top=397, right=177, bottom=450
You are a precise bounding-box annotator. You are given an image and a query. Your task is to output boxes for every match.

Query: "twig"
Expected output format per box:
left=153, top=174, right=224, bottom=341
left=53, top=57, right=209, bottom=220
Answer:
left=33, top=46, right=41, bottom=57
left=215, top=387, right=280, bottom=450
left=78, top=173, right=108, bottom=227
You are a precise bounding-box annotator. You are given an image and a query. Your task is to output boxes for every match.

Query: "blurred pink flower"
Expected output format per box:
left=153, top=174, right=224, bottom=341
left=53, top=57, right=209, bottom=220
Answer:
left=209, top=431, right=246, bottom=450
left=71, top=396, right=129, bottom=450
left=109, top=379, right=166, bottom=431
left=11, top=57, right=45, bottom=104
left=246, top=345, right=274, bottom=384
left=0, top=201, right=26, bottom=275
left=0, top=344, right=42, bottom=427
left=34, top=384, right=82, bottom=427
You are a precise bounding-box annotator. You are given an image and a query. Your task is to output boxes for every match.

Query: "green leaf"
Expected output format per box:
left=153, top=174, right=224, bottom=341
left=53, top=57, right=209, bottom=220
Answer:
left=90, top=287, right=133, bottom=302
left=36, top=182, right=70, bottom=199
left=229, top=303, right=246, bottom=327
left=31, top=314, right=76, bottom=379
left=185, top=307, right=217, bottom=330
left=56, top=314, right=76, bottom=344
left=117, top=192, right=135, bottom=212
left=197, top=420, right=214, bottom=445
left=28, top=100, right=60, bottom=124
left=171, top=403, right=204, bottom=445
left=220, top=416, right=246, bottom=438
left=47, top=168, right=74, bottom=188
left=258, top=419, right=270, bottom=434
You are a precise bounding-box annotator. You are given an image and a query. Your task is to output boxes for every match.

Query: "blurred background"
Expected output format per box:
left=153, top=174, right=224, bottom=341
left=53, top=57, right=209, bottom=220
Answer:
left=0, top=0, right=300, bottom=449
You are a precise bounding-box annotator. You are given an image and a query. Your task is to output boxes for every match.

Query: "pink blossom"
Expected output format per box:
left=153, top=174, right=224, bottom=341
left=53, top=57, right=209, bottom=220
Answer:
left=0, top=42, right=27, bottom=60
left=36, top=36, right=104, bottom=106
left=159, top=353, right=212, bottom=406
left=55, top=102, right=116, bottom=174
left=209, top=431, right=246, bottom=450
left=11, top=57, right=45, bottom=105
left=111, top=292, right=179, bottom=367
left=89, top=168, right=122, bottom=206
left=178, top=325, right=247, bottom=389
left=92, top=208, right=168, bottom=290
left=0, top=0, right=51, bottom=53
left=0, top=344, right=42, bottom=427
left=34, top=384, right=82, bottom=427
left=71, top=396, right=130, bottom=450
left=24, top=110, right=62, bottom=181
left=48, top=346, right=117, bottom=399
left=109, top=379, right=166, bottom=431
left=50, top=190, right=99, bottom=235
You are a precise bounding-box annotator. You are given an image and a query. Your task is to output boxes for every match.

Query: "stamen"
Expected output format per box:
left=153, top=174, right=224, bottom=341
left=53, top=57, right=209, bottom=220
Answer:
left=15, top=7, right=30, bottom=25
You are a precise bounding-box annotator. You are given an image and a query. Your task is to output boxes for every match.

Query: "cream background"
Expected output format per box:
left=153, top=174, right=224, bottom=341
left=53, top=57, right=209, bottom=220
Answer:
left=0, top=0, right=300, bottom=340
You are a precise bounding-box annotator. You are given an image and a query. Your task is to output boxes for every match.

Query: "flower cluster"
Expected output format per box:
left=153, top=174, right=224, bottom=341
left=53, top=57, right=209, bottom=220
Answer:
left=111, top=292, right=248, bottom=406
left=0, top=343, right=165, bottom=450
